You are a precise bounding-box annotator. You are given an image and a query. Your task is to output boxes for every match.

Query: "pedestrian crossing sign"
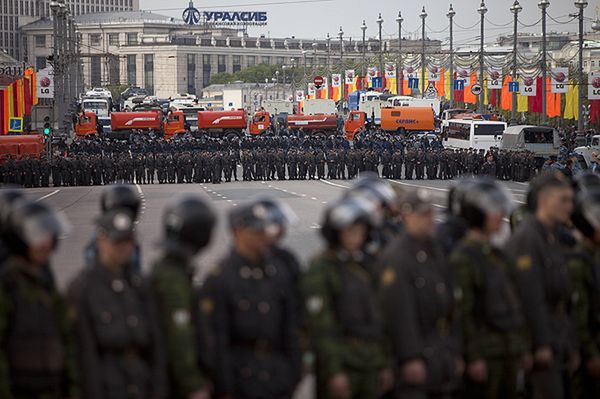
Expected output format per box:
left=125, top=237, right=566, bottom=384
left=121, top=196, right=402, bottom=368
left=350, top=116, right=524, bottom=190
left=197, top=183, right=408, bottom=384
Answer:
left=8, top=117, right=23, bottom=133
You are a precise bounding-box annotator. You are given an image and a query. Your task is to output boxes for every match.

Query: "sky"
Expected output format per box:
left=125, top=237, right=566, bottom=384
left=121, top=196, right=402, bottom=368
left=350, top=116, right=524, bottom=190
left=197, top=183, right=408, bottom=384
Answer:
left=140, top=0, right=599, bottom=46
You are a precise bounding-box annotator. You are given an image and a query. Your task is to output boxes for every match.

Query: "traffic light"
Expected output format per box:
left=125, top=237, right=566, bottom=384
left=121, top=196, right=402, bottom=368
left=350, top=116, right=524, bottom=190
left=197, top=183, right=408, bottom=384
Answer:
left=43, top=116, right=52, bottom=136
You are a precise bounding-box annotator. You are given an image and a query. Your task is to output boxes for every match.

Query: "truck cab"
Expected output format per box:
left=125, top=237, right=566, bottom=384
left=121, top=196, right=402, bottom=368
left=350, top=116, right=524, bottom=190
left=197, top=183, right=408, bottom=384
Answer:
left=163, top=111, right=187, bottom=140
left=344, top=111, right=366, bottom=141
left=75, top=112, right=98, bottom=137
left=248, top=111, right=271, bottom=135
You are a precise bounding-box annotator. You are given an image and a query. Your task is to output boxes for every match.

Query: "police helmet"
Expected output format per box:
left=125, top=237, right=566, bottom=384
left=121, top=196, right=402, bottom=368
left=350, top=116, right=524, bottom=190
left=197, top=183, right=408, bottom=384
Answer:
left=255, top=197, right=298, bottom=228
left=0, top=189, right=24, bottom=231
left=163, top=195, right=216, bottom=254
left=349, top=172, right=396, bottom=208
left=572, top=188, right=600, bottom=238
left=573, top=171, right=600, bottom=194
left=5, top=200, right=69, bottom=257
left=447, top=179, right=476, bottom=217
left=459, top=178, right=514, bottom=229
left=100, top=184, right=141, bottom=218
left=321, top=195, right=376, bottom=247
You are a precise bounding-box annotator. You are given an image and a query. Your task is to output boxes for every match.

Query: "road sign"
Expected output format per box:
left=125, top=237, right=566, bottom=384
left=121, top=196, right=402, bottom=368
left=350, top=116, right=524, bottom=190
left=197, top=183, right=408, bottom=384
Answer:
left=8, top=117, right=23, bottom=133
left=471, top=84, right=482, bottom=96
left=454, top=80, right=464, bottom=91
left=424, top=82, right=438, bottom=99
left=508, top=82, right=519, bottom=93
left=408, top=77, right=419, bottom=89
left=371, top=77, right=382, bottom=89
left=313, top=76, right=324, bottom=88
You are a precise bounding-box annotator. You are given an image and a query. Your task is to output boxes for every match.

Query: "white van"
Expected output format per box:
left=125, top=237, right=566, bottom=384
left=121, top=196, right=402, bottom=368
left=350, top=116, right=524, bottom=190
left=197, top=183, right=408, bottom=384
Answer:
left=444, top=119, right=506, bottom=150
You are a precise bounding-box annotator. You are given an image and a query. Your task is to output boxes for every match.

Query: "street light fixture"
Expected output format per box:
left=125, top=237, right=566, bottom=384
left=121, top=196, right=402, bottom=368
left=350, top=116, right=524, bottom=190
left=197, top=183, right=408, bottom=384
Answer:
left=338, top=26, right=344, bottom=112
left=396, top=12, right=403, bottom=95
left=361, top=20, right=367, bottom=78
left=447, top=4, right=456, bottom=107
left=478, top=1, right=487, bottom=113
left=575, top=0, right=588, bottom=131
left=539, top=0, right=550, bottom=123
left=377, top=13, right=384, bottom=92
left=420, top=7, right=427, bottom=97
left=510, top=0, right=522, bottom=125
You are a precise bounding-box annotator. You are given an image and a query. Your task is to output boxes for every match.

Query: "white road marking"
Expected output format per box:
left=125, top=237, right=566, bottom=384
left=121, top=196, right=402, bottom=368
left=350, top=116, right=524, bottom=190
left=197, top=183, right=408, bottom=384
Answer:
left=36, top=189, right=60, bottom=202
left=311, top=197, right=318, bottom=200
left=389, top=180, right=449, bottom=192
left=310, top=223, right=322, bottom=229
left=319, top=179, right=350, bottom=189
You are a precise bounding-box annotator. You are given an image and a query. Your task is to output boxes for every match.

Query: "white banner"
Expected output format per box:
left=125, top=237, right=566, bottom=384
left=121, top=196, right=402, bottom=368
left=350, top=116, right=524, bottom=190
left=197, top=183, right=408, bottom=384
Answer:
left=487, top=67, right=503, bottom=89
left=520, top=76, right=537, bottom=97
left=345, top=69, right=355, bottom=84
left=385, top=63, right=396, bottom=79
left=331, top=74, right=342, bottom=88
left=404, top=66, right=418, bottom=80
left=589, top=71, right=600, bottom=100
left=36, top=67, right=54, bottom=99
left=295, top=90, right=305, bottom=102
left=307, top=83, right=316, bottom=97
left=551, top=67, right=569, bottom=93
left=428, top=66, right=440, bottom=82
left=457, top=67, right=470, bottom=86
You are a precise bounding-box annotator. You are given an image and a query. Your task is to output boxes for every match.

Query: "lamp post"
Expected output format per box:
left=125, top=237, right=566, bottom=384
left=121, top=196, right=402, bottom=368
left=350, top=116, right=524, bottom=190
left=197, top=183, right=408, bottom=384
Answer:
left=447, top=4, right=456, bottom=108
left=326, top=33, right=331, bottom=72
left=478, top=1, right=487, bottom=113
left=338, top=26, right=344, bottom=112
left=302, top=50, right=307, bottom=88
left=510, top=0, right=522, bottom=125
left=576, top=0, right=588, bottom=131
left=377, top=13, right=384, bottom=92
left=420, top=7, right=427, bottom=97
left=361, top=20, right=367, bottom=79
left=396, top=12, right=403, bottom=95
left=539, top=0, right=550, bottom=124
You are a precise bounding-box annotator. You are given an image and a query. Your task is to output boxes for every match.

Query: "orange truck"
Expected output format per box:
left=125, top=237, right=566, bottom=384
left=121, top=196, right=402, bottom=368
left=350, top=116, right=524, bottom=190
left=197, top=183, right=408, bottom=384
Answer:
left=109, top=110, right=185, bottom=140
left=284, top=114, right=338, bottom=136
left=0, top=134, right=46, bottom=162
left=197, top=110, right=270, bottom=138
left=344, top=107, right=436, bottom=140
left=75, top=111, right=98, bottom=137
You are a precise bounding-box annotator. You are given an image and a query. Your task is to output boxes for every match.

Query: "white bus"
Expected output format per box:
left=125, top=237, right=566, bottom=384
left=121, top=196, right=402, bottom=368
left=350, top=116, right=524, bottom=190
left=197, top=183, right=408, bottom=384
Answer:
left=443, top=119, right=506, bottom=150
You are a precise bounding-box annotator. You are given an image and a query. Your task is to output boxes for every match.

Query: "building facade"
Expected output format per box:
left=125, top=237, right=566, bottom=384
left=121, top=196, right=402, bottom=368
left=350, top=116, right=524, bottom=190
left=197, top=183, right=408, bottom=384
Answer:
left=1, top=0, right=139, bottom=60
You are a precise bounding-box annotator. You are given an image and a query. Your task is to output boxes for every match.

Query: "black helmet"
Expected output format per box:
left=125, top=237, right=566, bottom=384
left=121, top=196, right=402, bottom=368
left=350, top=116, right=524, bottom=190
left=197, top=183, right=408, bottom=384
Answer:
left=255, top=197, right=298, bottom=228
left=349, top=172, right=396, bottom=208
left=5, top=200, right=69, bottom=258
left=573, top=171, right=600, bottom=194
left=163, top=195, right=216, bottom=255
left=459, top=178, right=514, bottom=229
left=572, top=188, right=600, bottom=238
left=321, top=196, right=376, bottom=247
left=100, top=184, right=141, bottom=218
left=447, top=179, right=477, bottom=217
left=0, top=189, right=24, bottom=231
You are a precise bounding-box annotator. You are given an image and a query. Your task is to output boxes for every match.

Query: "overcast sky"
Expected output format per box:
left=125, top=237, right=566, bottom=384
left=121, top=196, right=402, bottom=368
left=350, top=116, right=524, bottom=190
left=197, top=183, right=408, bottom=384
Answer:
left=140, top=0, right=598, bottom=46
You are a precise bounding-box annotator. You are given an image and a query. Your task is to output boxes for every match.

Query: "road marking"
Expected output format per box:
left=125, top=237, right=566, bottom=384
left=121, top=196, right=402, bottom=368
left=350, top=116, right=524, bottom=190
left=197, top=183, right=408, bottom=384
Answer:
left=36, top=190, right=60, bottom=202
left=389, top=180, right=449, bottom=192
left=311, top=197, right=318, bottom=200
left=310, top=223, right=321, bottom=229
left=321, top=201, right=328, bottom=204
left=135, top=184, right=144, bottom=197
left=319, top=179, right=350, bottom=189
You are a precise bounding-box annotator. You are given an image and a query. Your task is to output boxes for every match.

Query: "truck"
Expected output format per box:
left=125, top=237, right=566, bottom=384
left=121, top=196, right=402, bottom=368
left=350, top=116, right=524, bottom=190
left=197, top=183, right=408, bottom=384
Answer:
left=501, top=125, right=560, bottom=156
left=262, top=100, right=294, bottom=116
left=0, top=135, right=46, bottom=161
left=284, top=114, right=339, bottom=137
left=197, top=110, right=270, bottom=138
left=574, top=134, right=600, bottom=168
left=302, top=99, right=337, bottom=115
left=75, top=111, right=99, bottom=137
left=108, top=110, right=186, bottom=140
left=387, top=96, right=441, bottom=116
left=344, top=107, right=436, bottom=141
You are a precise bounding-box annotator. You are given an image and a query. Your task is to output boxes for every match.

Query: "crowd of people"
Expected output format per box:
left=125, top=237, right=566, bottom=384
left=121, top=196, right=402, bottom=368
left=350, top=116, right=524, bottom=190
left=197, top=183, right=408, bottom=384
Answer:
left=0, top=168, right=600, bottom=399
left=0, top=133, right=540, bottom=187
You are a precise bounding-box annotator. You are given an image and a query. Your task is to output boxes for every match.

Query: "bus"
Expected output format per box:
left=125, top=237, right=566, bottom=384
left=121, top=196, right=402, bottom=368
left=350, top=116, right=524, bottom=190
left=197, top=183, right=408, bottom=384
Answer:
left=443, top=119, right=506, bottom=150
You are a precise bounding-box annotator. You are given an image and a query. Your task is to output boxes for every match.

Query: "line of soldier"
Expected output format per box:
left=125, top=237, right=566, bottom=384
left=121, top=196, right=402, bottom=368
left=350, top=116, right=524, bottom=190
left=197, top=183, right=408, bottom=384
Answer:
left=0, top=133, right=537, bottom=188
left=1, top=169, right=600, bottom=399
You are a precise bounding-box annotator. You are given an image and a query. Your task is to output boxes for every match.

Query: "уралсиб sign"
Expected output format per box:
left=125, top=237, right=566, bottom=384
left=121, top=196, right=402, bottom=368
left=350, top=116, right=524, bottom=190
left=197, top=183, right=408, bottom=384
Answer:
left=204, top=11, right=268, bottom=26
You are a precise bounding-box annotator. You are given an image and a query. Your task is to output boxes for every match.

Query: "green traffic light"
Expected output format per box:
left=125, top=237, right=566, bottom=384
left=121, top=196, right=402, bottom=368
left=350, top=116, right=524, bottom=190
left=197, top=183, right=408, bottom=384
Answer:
left=44, top=128, right=51, bottom=135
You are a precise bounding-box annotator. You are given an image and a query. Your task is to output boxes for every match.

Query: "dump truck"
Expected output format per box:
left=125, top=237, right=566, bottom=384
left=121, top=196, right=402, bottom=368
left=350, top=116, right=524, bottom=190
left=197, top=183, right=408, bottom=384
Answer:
left=344, top=107, right=436, bottom=140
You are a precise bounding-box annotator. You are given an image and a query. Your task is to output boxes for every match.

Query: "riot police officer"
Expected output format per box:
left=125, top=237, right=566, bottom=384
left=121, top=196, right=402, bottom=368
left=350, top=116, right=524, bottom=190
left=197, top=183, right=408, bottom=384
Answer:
left=449, top=178, right=529, bottom=399
left=303, top=195, right=393, bottom=399
left=68, top=209, right=166, bottom=399
left=150, top=195, right=216, bottom=399
left=200, top=200, right=302, bottom=399
left=0, top=189, right=24, bottom=267
left=0, top=200, right=79, bottom=398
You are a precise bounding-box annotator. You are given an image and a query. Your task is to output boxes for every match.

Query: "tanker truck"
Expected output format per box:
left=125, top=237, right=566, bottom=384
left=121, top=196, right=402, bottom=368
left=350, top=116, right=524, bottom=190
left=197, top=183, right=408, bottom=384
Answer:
left=107, top=110, right=186, bottom=140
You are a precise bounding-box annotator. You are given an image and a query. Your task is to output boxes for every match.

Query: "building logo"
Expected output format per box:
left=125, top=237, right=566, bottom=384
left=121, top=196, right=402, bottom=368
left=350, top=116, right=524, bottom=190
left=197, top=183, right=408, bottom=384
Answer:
left=182, top=1, right=201, bottom=25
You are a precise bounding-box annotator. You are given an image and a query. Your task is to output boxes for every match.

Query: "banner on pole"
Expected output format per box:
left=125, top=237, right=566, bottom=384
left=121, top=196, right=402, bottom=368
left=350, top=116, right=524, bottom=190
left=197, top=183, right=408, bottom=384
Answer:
left=428, top=66, right=440, bottom=82
left=36, top=67, right=54, bottom=99
left=404, top=66, right=418, bottom=80
left=457, top=67, right=470, bottom=86
left=520, top=76, right=537, bottom=97
left=295, top=90, right=305, bottom=101
left=331, top=74, right=341, bottom=88
left=344, top=70, right=355, bottom=84
left=487, top=67, right=503, bottom=89
left=385, top=63, right=396, bottom=79
left=551, top=67, right=569, bottom=94
left=589, top=71, right=600, bottom=100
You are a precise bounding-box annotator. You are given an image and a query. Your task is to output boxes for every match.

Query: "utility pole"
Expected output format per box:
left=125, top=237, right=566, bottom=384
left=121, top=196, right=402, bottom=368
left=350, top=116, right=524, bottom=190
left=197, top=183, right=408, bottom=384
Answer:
left=420, top=7, right=427, bottom=97
left=447, top=4, right=456, bottom=108
left=478, top=1, right=487, bottom=113
left=326, top=33, right=331, bottom=72
left=377, top=13, right=384, bottom=92
left=510, top=0, right=522, bottom=125
left=312, top=42, right=318, bottom=76
left=361, top=20, right=367, bottom=80
left=339, top=26, right=344, bottom=112
left=576, top=0, right=588, bottom=131
left=539, top=0, right=549, bottom=124
left=396, top=12, right=403, bottom=95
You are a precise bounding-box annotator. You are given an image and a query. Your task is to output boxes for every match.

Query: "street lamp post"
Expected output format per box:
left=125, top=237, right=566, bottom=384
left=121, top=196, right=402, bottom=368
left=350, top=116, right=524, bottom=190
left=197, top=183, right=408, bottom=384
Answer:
left=326, top=33, right=331, bottom=72
left=510, top=1, right=522, bottom=125
left=361, top=20, right=367, bottom=79
left=377, top=13, right=384, bottom=92
left=478, top=1, right=487, bottom=113
left=447, top=5, right=456, bottom=108
left=539, top=0, right=550, bottom=124
left=338, top=26, right=344, bottom=112
left=420, top=7, right=427, bottom=97
left=302, top=50, right=307, bottom=88
left=576, top=0, right=588, bottom=131
left=396, top=12, right=403, bottom=95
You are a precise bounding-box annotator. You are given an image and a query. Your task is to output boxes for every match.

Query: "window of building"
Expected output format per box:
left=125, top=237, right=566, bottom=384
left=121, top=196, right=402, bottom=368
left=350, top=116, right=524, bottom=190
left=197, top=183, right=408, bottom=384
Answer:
left=233, top=55, right=241, bottom=73
left=144, top=54, right=154, bottom=94
left=276, top=56, right=284, bottom=65
left=261, top=56, right=270, bottom=65
left=203, top=54, right=211, bottom=87
left=127, top=54, right=136, bottom=85
left=217, top=55, right=226, bottom=73
left=126, top=33, right=137, bottom=45
left=90, top=56, right=102, bottom=87
left=108, top=33, right=119, bottom=46
left=35, top=56, right=46, bottom=70
left=187, top=54, right=196, bottom=94
left=593, top=61, right=596, bottom=68
left=34, top=35, right=45, bottom=48
left=90, top=33, right=101, bottom=47
left=247, top=55, right=256, bottom=66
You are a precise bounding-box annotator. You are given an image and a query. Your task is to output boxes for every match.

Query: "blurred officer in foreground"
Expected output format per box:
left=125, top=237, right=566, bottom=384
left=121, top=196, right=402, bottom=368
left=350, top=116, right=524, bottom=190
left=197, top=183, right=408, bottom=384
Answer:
left=436, top=180, right=474, bottom=256
left=0, top=200, right=79, bottom=398
left=0, top=189, right=24, bottom=267
left=303, top=195, right=393, bottom=399
left=150, top=195, right=216, bottom=399
left=379, top=189, right=462, bottom=399
left=505, top=171, right=577, bottom=399
left=200, top=200, right=301, bottom=399
left=84, top=184, right=142, bottom=273
left=449, top=178, right=529, bottom=399
left=570, top=187, right=600, bottom=397
left=69, top=209, right=165, bottom=399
